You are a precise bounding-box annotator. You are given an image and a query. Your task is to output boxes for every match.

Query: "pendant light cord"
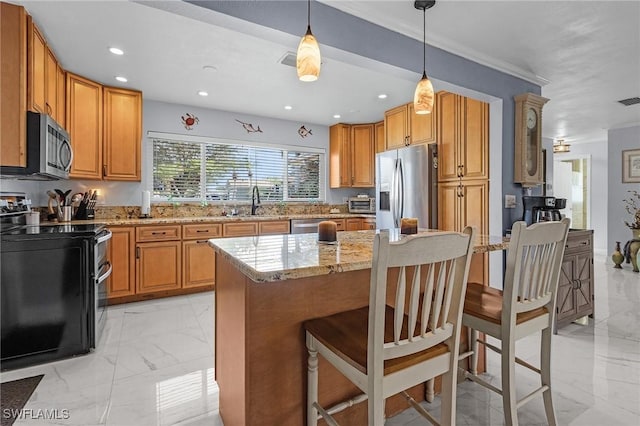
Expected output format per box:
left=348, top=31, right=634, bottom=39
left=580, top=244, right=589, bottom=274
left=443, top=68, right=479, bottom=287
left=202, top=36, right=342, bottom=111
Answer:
left=422, top=7, right=427, bottom=77
left=307, top=0, right=311, bottom=29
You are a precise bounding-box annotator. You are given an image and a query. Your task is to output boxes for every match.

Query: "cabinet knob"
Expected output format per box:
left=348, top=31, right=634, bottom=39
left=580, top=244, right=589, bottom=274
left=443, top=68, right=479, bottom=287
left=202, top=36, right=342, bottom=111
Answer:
left=103, top=165, right=107, bottom=176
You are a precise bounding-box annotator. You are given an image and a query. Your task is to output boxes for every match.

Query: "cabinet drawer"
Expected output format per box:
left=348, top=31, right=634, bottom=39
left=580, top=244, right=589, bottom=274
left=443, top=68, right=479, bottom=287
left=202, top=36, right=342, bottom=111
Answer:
left=183, top=223, right=222, bottom=240
left=136, top=225, right=181, bottom=242
left=331, top=219, right=346, bottom=231
left=224, top=222, right=258, bottom=237
left=565, top=233, right=592, bottom=253
left=259, top=221, right=290, bottom=235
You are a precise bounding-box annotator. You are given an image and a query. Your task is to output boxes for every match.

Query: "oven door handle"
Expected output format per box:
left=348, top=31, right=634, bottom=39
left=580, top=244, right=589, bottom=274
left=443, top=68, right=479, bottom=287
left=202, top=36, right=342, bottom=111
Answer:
left=96, top=261, right=112, bottom=285
left=96, top=230, right=112, bottom=245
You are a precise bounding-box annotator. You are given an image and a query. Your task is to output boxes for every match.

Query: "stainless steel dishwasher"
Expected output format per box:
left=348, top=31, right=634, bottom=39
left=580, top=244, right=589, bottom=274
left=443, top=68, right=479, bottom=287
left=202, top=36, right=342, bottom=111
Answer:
left=290, top=218, right=326, bottom=234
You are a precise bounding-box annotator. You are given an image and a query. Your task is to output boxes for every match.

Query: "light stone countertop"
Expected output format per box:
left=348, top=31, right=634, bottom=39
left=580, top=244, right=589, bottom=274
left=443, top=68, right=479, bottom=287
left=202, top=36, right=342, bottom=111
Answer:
left=44, top=213, right=374, bottom=227
left=208, top=229, right=508, bottom=282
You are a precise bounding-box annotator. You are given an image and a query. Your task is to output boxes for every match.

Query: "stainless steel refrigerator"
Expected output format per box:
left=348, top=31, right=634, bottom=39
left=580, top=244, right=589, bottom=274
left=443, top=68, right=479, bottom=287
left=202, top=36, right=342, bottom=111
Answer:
left=376, top=143, right=438, bottom=230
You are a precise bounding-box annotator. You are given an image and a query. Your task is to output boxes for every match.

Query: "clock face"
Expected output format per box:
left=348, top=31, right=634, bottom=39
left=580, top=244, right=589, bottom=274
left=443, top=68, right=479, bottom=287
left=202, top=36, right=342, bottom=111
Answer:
left=526, top=108, right=537, bottom=129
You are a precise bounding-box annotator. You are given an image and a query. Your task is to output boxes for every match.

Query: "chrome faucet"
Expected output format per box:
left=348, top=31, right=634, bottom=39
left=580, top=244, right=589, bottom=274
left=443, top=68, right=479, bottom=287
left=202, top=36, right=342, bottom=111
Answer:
left=251, top=185, right=261, bottom=215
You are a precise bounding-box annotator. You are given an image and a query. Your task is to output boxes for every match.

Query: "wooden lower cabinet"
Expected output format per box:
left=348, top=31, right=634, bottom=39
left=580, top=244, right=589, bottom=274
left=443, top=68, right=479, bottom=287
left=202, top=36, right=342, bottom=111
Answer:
left=346, top=218, right=362, bottom=231
left=555, top=230, right=594, bottom=332
left=108, top=227, right=135, bottom=298
left=363, top=218, right=376, bottom=230
left=136, top=241, right=182, bottom=294
left=183, top=240, right=215, bottom=289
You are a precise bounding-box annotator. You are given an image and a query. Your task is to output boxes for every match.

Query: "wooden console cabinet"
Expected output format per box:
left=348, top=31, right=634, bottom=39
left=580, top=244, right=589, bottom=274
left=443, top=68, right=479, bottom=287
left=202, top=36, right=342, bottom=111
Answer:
left=555, top=229, right=594, bottom=332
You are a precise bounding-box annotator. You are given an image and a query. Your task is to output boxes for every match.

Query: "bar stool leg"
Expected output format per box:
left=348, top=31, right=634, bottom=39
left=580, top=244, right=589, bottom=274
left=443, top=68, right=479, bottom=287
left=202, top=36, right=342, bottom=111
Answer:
left=307, top=344, right=319, bottom=426
left=501, top=337, right=518, bottom=426
left=469, top=328, right=479, bottom=376
left=541, top=327, right=557, bottom=426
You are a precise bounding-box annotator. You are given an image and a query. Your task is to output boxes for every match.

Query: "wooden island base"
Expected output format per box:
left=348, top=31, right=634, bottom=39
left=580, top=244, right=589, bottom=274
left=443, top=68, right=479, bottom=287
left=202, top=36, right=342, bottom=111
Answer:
left=215, top=255, right=483, bottom=425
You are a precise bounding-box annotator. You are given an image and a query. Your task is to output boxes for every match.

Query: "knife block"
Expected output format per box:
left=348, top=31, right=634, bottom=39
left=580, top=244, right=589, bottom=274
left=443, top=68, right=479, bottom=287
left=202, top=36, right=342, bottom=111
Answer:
left=74, top=205, right=95, bottom=220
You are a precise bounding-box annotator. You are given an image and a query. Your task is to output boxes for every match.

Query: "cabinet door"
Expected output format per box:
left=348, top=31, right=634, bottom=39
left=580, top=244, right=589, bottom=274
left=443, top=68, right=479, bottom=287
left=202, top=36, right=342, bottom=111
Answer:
left=351, top=124, right=374, bottom=187
left=574, top=251, right=594, bottom=317
left=408, top=102, right=436, bottom=145
left=56, top=64, right=66, bottom=128
left=374, top=121, right=385, bottom=153
left=329, top=124, right=351, bottom=188
left=461, top=97, right=489, bottom=180
left=384, top=104, right=407, bottom=150
left=45, top=47, right=58, bottom=119
left=363, top=218, right=376, bottom=230
left=183, top=240, right=215, bottom=289
left=67, top=72, right=103, bottom=179
left=460, top=180, right=488, bottom=235
left=137, top=241, right=182, bottom=293
left=27, top=17, right=46, bottom=114
left=0, top=2, right=27, bottom=167
left=436, top=92, right=460, bottom=181
left=108, top=227, right=135, bottom=299
left=345, top=218, right=362, bottom=231
left=103, top=87, right=142, bottom=181
left=556, top=256, right=577, bottom=323
left=438, top=182, right=460, bottom=232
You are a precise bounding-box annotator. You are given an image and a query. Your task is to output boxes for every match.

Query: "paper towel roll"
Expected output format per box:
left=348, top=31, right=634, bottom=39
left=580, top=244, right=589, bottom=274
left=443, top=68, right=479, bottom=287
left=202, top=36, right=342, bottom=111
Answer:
left=141, top=190, right=151, bottom=216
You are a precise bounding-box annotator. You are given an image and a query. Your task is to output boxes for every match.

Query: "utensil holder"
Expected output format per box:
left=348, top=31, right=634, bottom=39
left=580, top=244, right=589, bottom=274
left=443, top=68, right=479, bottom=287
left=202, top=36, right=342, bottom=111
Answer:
left=59, top=206, right=72, bottom=222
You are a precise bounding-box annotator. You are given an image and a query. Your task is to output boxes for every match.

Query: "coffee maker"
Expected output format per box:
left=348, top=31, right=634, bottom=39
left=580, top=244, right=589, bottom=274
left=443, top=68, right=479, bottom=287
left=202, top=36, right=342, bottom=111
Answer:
left=522, top=196, right=566, bottom=225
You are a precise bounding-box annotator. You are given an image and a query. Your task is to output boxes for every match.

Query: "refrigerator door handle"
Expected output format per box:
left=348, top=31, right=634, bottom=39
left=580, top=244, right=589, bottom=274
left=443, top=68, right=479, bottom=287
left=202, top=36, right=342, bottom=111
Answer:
left=390, top=159, right=398, bottom=226
left=398, top=158, right=405, bottom=220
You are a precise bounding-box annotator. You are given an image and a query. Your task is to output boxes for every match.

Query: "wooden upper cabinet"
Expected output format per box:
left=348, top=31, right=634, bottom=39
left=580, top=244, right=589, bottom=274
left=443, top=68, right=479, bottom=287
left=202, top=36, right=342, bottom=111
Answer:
left=384, top=102, right=436, bottom=151
left=0, top=2, right=27, bottom=167
left=350, top=124, right=374, bottom=187
left=56, top=64, right=66, bottom=127
left=103, top=86, right=142, bottom=181
left=374, top=121, right=385, bottom=153
left=329, top=124, right=351, bottom=188
left=27, top=16, right=46, bottom=114
left=67, top=72, right=103, bottom=179
left=384, top=104, right=408, bottom=150
left=436, top=92, right=489, bottom=182
left=329, top=123, right=374, bottom=188
left=408, top=102, right=436, bottom=145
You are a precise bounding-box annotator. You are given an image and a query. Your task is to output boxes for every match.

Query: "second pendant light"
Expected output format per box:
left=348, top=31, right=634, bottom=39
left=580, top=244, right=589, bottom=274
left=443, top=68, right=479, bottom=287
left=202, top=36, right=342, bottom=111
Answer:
left=297, top=0, right=321, bottom=82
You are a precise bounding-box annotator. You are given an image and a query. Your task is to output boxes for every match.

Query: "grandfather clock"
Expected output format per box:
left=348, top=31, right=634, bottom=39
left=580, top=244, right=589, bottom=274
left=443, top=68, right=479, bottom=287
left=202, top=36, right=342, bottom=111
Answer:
left=514, top=93, right=549, bottom=187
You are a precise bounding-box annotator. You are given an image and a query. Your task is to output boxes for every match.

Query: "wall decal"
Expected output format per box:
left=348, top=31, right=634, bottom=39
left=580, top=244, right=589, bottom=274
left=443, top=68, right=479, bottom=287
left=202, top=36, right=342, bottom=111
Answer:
left=235, top=119, right=263, bottom=133
left=298, top=125, right=312, bottom=138
left=181, top=113, right=199, bottom=130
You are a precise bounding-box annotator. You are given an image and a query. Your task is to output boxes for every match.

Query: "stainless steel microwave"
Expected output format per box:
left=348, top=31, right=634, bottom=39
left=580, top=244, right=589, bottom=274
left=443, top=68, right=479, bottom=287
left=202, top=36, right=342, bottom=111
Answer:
left=0, top=112, right=72, bottom=180
left=348, top=197, right=376, bottom=213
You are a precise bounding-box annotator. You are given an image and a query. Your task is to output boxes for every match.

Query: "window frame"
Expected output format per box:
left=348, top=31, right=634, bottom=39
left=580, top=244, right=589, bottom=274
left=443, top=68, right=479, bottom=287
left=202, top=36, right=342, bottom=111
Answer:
left=147, top=131, right=326, bottom=203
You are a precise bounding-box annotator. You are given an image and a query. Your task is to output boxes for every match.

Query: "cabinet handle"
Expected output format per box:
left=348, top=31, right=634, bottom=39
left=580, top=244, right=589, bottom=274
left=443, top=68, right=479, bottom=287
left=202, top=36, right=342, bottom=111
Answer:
left=151, top=231, right=167, bottom=235
left=457, top=165, right=464, bottom=178
left=103, top=165, right=107, bottom=176
left=196, top=229, right=210, bottom=233
left=196, top=240, right=209, bottom=244
left=45, top=103, right=52, bottom=115
left=351, top=176, right=354, bottom=185
left=136, top=247, right=140, bottom=259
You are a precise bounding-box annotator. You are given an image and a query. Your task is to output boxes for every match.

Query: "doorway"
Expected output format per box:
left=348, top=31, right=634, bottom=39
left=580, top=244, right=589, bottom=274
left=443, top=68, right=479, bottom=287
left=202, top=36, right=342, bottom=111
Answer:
left=553, top=155, right=591, bottom=229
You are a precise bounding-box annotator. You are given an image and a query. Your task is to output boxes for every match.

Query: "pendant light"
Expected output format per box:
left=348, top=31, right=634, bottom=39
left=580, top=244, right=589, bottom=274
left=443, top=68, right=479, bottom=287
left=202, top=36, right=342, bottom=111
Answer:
left=297, top=0, right=321, bottom=82
left=414, top=1, right=436, bottom=114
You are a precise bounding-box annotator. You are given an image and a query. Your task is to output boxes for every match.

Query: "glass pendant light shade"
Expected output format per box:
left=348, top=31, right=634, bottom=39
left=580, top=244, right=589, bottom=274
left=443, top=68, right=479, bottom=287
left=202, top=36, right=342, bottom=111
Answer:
left=414, top=72, right=434, bottom=114
left=297, top=26, right=321, bottom=82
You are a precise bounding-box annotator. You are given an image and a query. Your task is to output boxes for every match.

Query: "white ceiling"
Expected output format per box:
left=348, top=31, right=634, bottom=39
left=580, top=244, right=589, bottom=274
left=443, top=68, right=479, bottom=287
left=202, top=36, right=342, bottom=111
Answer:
left=13, top=1, right=640, bottom=145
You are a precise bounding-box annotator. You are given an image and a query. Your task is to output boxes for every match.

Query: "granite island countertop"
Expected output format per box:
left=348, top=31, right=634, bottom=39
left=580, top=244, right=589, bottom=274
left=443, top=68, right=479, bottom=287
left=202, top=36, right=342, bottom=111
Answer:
left=208, top=229, right=508, bottom=282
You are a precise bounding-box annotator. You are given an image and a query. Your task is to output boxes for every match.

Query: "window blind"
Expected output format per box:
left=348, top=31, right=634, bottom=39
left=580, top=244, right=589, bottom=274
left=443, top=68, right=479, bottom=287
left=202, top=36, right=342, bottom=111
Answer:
left=152, top=137, right=324, bottom=202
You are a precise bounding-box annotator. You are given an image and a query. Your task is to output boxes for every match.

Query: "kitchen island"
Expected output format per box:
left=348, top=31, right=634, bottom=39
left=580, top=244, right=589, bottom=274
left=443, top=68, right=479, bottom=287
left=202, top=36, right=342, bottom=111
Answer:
left=208, top=229, right=507, bottom=426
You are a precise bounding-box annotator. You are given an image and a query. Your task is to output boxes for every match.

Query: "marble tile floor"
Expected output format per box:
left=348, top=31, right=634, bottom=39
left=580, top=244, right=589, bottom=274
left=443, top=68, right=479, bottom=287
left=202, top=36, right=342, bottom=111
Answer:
left=1, top=255, right=638, bottom=425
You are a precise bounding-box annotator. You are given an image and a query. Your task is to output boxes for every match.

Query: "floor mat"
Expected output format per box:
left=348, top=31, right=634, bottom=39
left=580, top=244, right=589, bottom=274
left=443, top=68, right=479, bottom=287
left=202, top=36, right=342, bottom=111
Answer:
left=0, top=375, right=44, bottom=426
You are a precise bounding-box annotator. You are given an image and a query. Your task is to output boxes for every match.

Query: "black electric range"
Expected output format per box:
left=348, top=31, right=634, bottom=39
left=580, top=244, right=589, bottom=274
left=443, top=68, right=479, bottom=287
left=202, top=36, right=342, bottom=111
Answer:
left=1, top=194, right=112, bottom=370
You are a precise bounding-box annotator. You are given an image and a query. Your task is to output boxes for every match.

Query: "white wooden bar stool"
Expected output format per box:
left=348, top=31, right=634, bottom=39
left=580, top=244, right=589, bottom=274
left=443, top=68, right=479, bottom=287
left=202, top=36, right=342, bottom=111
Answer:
left=459, top=219, right=570, bottom=426
left=304, top=228, right=475, bottom=425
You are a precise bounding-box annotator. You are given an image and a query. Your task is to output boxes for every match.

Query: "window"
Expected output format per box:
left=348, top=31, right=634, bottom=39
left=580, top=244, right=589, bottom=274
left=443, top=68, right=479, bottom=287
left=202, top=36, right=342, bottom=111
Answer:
left=151, top=134, right=325, bottom=202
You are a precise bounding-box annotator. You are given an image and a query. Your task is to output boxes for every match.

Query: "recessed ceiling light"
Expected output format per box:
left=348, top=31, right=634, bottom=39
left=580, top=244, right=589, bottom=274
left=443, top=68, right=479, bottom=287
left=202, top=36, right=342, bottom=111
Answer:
left=202, top=65, right=218, bottom=72
left=284, top=105, right=293, bottom=110
left=378, top=94, right=388, bottom=99
left=115, top=76, right=128, bottom=82
left=198, top=91, right=209, bottom=97
left=333, top=114, right=341, bottom=119
left=109, top=47, right=124, bottom=55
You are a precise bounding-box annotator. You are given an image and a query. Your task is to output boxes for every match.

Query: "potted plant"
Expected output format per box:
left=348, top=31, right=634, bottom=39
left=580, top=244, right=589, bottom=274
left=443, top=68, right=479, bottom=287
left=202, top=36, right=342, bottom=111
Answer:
left=623, top=190, right=640, bottom=237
